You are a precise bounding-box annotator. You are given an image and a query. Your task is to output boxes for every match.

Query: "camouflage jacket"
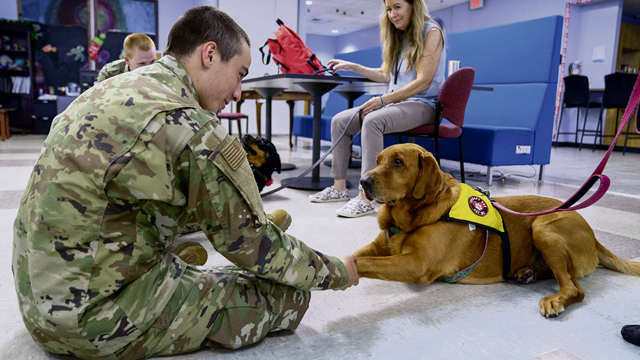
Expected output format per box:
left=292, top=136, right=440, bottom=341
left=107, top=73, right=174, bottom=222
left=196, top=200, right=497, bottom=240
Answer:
left=97, top=59, right=129, bottom=82
left=12, top=56, right=349, bottom=357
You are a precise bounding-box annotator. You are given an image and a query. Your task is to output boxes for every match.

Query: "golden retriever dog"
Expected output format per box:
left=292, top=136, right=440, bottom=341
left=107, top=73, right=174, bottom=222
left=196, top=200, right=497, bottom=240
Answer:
left=356, top=143, right=640, bottom=317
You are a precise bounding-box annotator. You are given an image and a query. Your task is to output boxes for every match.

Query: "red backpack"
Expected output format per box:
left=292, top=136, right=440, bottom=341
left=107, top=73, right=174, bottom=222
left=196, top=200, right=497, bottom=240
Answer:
left=260, top=19, right=325, bottom=74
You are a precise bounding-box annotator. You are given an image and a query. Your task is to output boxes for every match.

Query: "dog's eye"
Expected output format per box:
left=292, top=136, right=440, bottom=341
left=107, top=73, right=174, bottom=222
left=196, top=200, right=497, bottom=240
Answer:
left=393, top=158, right=403, bottom=167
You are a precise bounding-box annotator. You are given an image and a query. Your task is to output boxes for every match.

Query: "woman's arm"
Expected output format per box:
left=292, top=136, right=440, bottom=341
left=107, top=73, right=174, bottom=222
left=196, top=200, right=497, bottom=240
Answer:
left=360, top=28, right=444, bottom=114
left=326, top=59, right=391, bottom=84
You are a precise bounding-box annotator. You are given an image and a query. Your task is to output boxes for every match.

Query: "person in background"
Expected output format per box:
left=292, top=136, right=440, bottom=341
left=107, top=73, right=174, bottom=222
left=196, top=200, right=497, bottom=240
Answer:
left=309, top=0, right=446, bottom=218
left=97, top=32, right=157, bottom=82
left=13, top=6, right=358, bottom=359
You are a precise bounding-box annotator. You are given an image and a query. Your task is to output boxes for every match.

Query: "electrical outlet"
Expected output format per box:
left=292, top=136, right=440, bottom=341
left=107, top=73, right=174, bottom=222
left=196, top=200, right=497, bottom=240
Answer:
left=516, top=145, right=531, bottom=154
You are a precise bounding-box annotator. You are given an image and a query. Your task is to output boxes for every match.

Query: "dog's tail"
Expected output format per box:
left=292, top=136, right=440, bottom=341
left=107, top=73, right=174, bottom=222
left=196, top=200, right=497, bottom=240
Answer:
left=597, top=240, right=640, bottom=276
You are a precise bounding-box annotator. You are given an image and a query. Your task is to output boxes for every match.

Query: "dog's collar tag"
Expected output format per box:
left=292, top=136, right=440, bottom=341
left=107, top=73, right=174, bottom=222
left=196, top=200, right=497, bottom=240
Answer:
left=386, top=226, right=402, bottom=239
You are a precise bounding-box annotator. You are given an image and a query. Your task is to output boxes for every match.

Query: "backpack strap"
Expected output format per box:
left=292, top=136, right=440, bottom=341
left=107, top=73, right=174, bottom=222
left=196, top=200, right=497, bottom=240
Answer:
left=307, top=53, right=320, bottom=71
left=259, top=40, right=271, bottom=65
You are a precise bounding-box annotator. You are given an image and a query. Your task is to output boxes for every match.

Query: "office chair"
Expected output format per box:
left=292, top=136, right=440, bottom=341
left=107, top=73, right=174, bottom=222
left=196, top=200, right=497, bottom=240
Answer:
left=555, top=75, right=601, bottom=148
left=387, top=67, right=475, bottom=183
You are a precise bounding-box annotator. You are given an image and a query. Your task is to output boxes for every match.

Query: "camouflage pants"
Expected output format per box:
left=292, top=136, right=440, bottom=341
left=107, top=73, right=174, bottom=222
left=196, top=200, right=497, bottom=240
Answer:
left=115, top=265, right=310, bottom=359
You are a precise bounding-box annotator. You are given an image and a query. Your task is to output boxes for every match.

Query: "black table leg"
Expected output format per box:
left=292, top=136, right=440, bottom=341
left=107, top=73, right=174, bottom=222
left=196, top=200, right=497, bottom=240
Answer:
left=281, top=81, right=340, bottom=191
left=252, top=87, right=296, bottom=171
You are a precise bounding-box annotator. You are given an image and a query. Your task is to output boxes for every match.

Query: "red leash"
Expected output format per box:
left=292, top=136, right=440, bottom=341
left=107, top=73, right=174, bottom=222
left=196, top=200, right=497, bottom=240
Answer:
left=493, top=75, right=640, bottom=216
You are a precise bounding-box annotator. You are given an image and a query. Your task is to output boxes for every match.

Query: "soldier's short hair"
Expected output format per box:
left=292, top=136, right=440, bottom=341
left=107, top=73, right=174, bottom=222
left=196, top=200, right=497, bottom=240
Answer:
left=123, top=33, right=155, bottom=58
left=164, top=6, right=250, bottom=63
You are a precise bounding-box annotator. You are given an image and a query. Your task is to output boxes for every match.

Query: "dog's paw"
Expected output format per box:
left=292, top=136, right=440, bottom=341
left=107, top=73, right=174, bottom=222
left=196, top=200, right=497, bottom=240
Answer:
left=515, top=269, right=536, bottom=284
left=539, top=296, right=565, bottom=318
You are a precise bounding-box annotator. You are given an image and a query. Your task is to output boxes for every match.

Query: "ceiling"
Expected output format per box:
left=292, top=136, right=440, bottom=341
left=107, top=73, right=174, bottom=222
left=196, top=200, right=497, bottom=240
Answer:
left=304, top=0, right=640, bottom=36
left=304, top=0, right=470, bottom=36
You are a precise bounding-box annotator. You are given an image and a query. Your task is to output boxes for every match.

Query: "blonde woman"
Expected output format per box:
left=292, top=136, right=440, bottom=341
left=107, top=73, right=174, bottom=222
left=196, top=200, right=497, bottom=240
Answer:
left=309, top=0, right=447, bottom=217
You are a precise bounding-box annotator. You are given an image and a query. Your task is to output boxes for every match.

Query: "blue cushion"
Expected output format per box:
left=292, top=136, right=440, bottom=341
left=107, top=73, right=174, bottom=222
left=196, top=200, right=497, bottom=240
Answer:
left=463, top=83, right=556, bottom=164
left=447, top=16, right=563, bottom=85
left=409, top=126, right=534, bottom=167
left=292, top=115, right=332, bottom=142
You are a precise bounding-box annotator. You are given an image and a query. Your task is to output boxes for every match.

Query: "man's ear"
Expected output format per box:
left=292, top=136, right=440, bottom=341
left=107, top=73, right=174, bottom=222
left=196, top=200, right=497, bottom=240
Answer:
left=201, top=41, right=218, bottom=68
left=123, top=56, right=130, bottom=67
left=412, top=152, right=443, bottom=199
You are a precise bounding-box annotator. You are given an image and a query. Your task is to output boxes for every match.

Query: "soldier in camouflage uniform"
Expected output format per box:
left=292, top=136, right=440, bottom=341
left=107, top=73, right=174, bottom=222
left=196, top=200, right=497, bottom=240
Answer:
left=97, top=33, right=157, bottom=82
left=13, top=6, right=358, bottom=359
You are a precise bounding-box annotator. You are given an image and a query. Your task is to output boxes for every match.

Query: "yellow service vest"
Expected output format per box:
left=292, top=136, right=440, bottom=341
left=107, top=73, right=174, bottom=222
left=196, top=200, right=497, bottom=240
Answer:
left=438, top=184, right=512, bottom=279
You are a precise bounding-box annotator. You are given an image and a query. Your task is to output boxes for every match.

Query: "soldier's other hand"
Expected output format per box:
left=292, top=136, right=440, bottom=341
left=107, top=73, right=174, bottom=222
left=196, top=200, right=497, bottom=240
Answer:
left=336, top=254, right=359, bottom=291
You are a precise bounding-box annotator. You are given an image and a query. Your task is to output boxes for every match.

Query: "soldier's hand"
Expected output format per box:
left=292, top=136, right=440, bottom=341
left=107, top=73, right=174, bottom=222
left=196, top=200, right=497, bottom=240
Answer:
left=336, top=254, right=359, bottom=291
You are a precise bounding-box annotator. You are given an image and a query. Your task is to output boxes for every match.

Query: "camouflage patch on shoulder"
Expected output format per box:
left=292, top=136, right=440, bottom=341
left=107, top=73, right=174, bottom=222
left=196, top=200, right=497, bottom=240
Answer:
left=221, top=138, right=246, bottom=171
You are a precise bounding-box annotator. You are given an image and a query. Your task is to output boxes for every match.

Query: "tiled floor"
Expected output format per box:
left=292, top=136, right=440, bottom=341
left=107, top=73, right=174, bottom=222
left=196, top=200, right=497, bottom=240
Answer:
left=1, top=133, right=639, bottom=360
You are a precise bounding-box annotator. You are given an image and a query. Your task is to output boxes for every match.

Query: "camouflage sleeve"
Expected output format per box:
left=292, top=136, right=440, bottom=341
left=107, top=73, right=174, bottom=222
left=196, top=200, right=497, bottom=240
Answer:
left=179, top=133, right=350, bottom=291
left=96, top=66, right=108, bottom=82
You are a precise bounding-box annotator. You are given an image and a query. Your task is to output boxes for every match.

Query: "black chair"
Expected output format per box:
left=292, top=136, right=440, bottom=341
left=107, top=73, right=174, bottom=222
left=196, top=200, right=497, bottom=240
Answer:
left=581, top=72, right=637, bottom=152
left=555, top=75, right=601, bottom=148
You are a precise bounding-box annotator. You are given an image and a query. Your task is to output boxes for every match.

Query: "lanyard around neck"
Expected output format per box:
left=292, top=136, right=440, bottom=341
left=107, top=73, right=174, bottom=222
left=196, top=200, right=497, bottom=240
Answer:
left=394, top=57, right=403, bottom=85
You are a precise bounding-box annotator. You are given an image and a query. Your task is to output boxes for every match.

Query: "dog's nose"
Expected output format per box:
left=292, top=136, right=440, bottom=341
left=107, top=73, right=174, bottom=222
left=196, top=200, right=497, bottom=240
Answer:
left=360, top=176, right=374, bottom=190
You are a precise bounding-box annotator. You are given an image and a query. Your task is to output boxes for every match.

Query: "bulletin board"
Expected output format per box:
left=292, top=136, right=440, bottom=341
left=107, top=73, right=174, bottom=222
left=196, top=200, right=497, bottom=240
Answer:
left=34, top=23, right=156, bottom=88
left=34, top=23, right=88, bottom=88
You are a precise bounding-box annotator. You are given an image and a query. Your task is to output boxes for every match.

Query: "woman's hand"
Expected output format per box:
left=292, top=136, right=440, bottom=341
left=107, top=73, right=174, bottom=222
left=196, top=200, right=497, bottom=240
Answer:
left=359, top=96, right=385, bottom=115
left=336, top=254, right=359, bottom=290
left=327, top=59, right=355, bottom=73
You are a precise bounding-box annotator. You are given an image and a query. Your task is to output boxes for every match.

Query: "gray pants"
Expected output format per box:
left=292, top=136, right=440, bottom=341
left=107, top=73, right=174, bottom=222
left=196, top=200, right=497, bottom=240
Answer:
left=330, top=101, right=436, bottom=182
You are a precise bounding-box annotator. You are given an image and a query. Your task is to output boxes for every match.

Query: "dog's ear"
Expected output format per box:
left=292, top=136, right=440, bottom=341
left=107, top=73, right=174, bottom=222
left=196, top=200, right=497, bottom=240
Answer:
left=412, top=151, right=444, bottom=199
left=274, top=149, right=281, bottom=173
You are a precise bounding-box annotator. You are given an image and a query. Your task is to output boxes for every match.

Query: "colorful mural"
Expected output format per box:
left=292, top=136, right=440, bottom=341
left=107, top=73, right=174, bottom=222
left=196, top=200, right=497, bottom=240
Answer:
left=21, top=0, right=156, bottom=34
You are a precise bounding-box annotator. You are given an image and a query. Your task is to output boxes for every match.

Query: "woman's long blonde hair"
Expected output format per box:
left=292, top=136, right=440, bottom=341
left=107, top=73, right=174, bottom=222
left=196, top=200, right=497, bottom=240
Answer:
left=380, top=0, right=442, bottom=76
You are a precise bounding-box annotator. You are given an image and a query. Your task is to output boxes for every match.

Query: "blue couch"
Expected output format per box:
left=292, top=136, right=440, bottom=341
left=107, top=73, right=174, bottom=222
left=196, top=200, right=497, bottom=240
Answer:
left=295, top=16, right=563, bottom=184
left=429, top=15, right=563, bottom=184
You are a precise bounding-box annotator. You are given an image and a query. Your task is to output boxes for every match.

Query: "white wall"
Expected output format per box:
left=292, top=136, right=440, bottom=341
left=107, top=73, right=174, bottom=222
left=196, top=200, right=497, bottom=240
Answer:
left=0, top=1, right=18, bottom=20
left=158, top=1, right=218, bottom=52
left=216, top=0, right=302, bottom=136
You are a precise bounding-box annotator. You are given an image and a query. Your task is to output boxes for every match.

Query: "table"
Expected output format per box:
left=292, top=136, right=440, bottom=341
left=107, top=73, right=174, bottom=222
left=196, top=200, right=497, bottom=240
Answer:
left=242, top=74, right=386, bottom=191
left=237, top=90, right=313, bottom=147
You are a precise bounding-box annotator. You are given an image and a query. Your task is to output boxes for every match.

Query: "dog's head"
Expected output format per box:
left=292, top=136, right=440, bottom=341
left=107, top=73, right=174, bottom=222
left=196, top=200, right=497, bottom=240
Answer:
left=360, top=143, right=446, bottom=205
left=241, top=134, right=282, bottom=176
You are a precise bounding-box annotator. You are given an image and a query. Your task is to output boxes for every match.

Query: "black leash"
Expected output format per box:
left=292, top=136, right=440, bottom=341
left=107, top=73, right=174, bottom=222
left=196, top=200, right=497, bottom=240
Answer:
left=261, top=110, right=362, bottom=198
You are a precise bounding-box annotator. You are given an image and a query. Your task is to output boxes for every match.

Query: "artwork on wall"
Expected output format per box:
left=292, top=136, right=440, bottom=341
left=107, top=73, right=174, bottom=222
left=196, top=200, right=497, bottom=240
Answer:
left=33, top=23, right=156, bottom=89
left=19, top=0, right=157, bottom=35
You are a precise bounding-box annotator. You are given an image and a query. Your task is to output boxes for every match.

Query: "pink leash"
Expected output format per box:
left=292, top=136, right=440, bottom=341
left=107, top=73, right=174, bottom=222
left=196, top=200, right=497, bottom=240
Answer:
left=492, top=75, right=640, bottom=217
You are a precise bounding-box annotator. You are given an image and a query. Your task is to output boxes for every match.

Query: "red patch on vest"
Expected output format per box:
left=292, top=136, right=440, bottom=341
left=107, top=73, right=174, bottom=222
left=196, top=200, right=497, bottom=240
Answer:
left=468, top=196, right=489, bottom=216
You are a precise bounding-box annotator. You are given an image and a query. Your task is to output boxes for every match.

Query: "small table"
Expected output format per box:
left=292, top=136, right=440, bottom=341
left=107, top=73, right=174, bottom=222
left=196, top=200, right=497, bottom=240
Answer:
left=242, top=74, right=386, bottom=191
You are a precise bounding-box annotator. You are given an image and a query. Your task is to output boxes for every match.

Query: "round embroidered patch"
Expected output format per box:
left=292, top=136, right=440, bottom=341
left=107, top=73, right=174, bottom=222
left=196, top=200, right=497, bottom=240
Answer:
left=468, top=196, right=489, bottom=216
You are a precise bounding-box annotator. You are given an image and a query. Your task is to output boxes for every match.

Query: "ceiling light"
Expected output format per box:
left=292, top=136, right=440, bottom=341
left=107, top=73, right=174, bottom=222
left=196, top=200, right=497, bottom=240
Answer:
left=306, top=1, right=312, bottom=4
left=331, top=29, right=339, bottom=33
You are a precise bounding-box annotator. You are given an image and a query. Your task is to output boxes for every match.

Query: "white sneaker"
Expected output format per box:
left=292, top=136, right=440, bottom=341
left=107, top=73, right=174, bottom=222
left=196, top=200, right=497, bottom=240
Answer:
left=336, top=197, right=375, bottom=218
left=309, top=186, right=350, bottom=203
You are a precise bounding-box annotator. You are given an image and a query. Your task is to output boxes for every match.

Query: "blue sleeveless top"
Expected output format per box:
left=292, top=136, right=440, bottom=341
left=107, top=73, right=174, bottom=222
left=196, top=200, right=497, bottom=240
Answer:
left=387, top=21, right=446, bottom=108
